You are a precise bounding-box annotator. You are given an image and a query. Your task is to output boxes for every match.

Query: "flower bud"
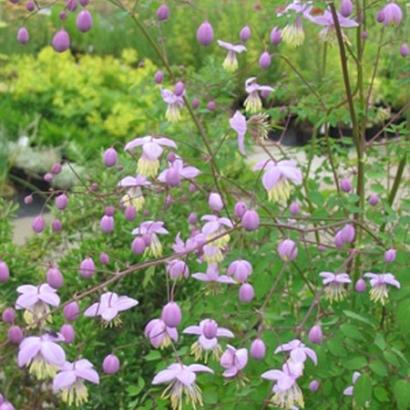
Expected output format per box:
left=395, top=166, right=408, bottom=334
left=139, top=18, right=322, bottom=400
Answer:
left=355, top=278, right=366, bottom=293
left=250, top=338, right=266, bottom=360
left=59, top=11, right=68, bottom=20
left=189, top=183, right=197, bottom=193
left=270, top=27, right=282, bottom=45
left=259, top=51, right=271, bottom=69
left=196, top=21, right=214, bottom=46
left=64, top=301, right=80, bottom=321
left=227, top=260, right=252, bottom=283
left=167, top=152, right=177, bottom=162
left=165, top=167, right=181, bottom=187
left=202, top=319, right=218, bottom=339
left=240, top=25, right=251, bottom=42
left=0, top=261, right=10, bottom=282
left=234, top=201, right=247, bottom=218
left=46, top=267, right=64, bottom=289
left=24, top=195, right=33, bottom=205
left=376, top=10, right=385, bottom=23
left=368, top=193, right=379, bottom=206
left=340, top=0, right=353, bottom=17
left=131, top=237, right=146, bottom=255
left=188, top=212, right=197, bottom=225
left=380, top=2, right=402, bottom=25
left=124, top=206, right=136, bottom=221
left=52, top=30, right=70, bottom=53
left=66, top=0, right=77, bottom=11
left=51, top=163, right=62, bottom=174
left=8, top=326, right=23, bottom=344
left=400, top=43, right=409, bottom=57
left=32, top=215, right=45, bottom=233
left=340, top=178, right=352, bottom=193
left=100, top=215, right=114, bottom=233
left=26, top=1, right=35, bottom=11
left=17, top=27, right=29, bottom=44
left=103, top=354, right=120, bottom=374
left=239, top=283, right=255, bottom=302
left=156, top=4, right=169, bottom=21
left=277, top=239, right=298, bottom=261
left=167, top=260, right=189, bottom=280
left=308, top=324, right=323, bottom=344
left=174, top=81, right=185, bottom=96
left=60, top=324, right=75, bottom=343
left=103, top=147, right=117, bottom=167
left=55, top=193, right=68, bottom=210
left=207, top=100, right=216, bottom=111
left=361, top=31, right=368, bottom=40
left=2, top=308, right=16, bottom=324
left=208, top=192, right=223, bottom=212
left=79, top=257, right=95, bottom=278
left=384, top=248, right=396, bottom=263
left=79, top=0, right=89, bottom=5
left=43, top=172, right=53, bottom=183
left=241, top=209, right=260, bottom=231
left=99, top=252, right=110, bottom=265
left=309, top=380, right=320, bottom=392
left=104, top=206, right=115, bottom=216
left=289, top=201, right=300, bottom=215
left=191, top=98, right=200, bottom=109
left=154, top=70, right=164, bottom=84
left=161, top=302, right=182, bottom=327
left=52, top=219, right=63, bottom=232
left=76, top=9, right=93, bottom=32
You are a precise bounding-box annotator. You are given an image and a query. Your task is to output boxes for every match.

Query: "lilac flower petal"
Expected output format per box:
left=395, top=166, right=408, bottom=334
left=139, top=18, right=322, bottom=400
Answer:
left=76, top=367, right=100, bottom=384
left=199, top=335, right=218, bottom=350
left=16, top=293, right=38, bottom=309
left=156, top=137, right=177, bottom=148
left=124, top=137, right=150, bottom=152
left=262, top=168, right=282, bottom=191
left=84, top=303, right=99, bottom=317
left=53, top=370, right=76, bottom=391
left=216, top=328, right=234, bottom=338
left=41, top=342, right=66, bottom=366
left=343, top=386, right=354, bottom=396
left=18, top=338, right=41, bottom=366
left=152, top=368, right=178, bottom=385
left=183, top=326, right=202, bottom=335
left=261, top=369, right=283, bottom=381
left=176, top=368, right=196, bottom=386
left=143, top=142, right=163, bottom=160
left=101, top=307, right=119, bottom=322
left=187, top=364, right=214, bottom=374
left=115, top=296, right=139, bottom=312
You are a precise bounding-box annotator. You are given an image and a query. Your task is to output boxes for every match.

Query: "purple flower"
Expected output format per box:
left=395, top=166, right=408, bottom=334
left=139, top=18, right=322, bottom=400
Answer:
left=217, top=40, right=246, bottom=72
left=320, top=272, right=351, bottom=302
left=125, top=136, right=177, bottom=177
left=196, top=20, right=214, bottom=46
left=259, top=51, right=272, bottom=69
left=334, top=224, right=355, bottom=248
left=343, top=371, right=361, bottom=396
left=160, top=89, right=185, bottom=123
left=364, top=273, right=400, bottom=305
left=400, top=43, right=409, bottom=57
left=161, top=302, right=182, bottom=328
left=84, top=292, right=138, bottom=323
left=158, top=158, right=200, bottom=186
left=277, top=239, right=298, bottom=262
left=118, top=174, right=150, bottom=211
left=52, top=30, right=70, bottom=53
left=156, top=4, right=169, bottom=21
left=53, top=359, right=99, bottom=406
left=240, top=25, right=251, bottom=42
left=270, top=26, right=282, bottom=45
left=281, top=16, right=305, bottom=47
left=308, top=325, right=323, bottom=344
left=384, top=248, right=396, bottom=263
left=102, top=354, right=120, bottom=375
left=192, top=264, right=236, bottom=284
left=261, top=360, right=304, bottom=409
left=229, top=111, right=247, bottom=155
left=340, top=0, right=353, bottom=17
left=76, top=9, right=93, bottom=32
left=17, top=27, right=29, bottom=44
left=220, top=345, right=248, bottom=378
left=250, top=338, right=266, bottom=360
left=241, top=209, right=260, bottom=231
left=380, top=2, right=402, bottom=25
left=254, top=159, right=302, bottom=202
left=244, top=77, right=274, bottom=113
left=167, top=259, right=190, bottom=280
left=132, top=220, right=169, bottom=257
left=227, top=259, right=253, bottom=283
left=183, top=319, right=234, bottom=360
left=16, top=283, right=60, bottom=324
left=145, top=318, right=178, bottom=348
left=274, top=339, right=317, bottom=365
left=152, top=363, right=213, bottom=410
left=18, top=333, right=65, bottom=380
left=208, top=192, right=224, bottom=212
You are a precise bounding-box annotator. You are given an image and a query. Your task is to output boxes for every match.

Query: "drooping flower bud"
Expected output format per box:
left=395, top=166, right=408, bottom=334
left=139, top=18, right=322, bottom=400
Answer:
left=196, top=21, right=214, bottom=46
left=103, top=354, right=121, bottom=374
left=79, top=0, right=89, bottom=5
left=277, top=239, right=298, bottom=262
left=188, top=212, right=197, bottom=225
left=99, top=252, right=110, bottom=265
left=207, top=100, right=216, bottom=111
left=103, top=147, right=117, bottom=167
left=335, top=224, right=355, bottom=248
left=202, top=319, right=218, bottom=339
left=174, top=81, right=185, bottom=96
left=2, top=308, right=16, bottom=324
left=208, top=192, right=223, bottom=212
left=376, top=10, right=385, bottom=23
left=309, top=380, right=320, bottom=392
left=79, top=257, right=95, bottom=278
left=100, top=215, right=114, bottom=233
left=355, top=278, right=366, bottom=293
left=43, top=172, right=53, bottom=183
left=59, top=11, right=68, bottom=20
left=0, top=261, right=10, bottom=282
left=259, top=51, right=271, bottom=69
left=289, top=201, right=300, bottom=215
left=308, top=324, right=323, bottom=344
left=191, top=98, right=200, bottom=109
left=124, top=205, right=136, bottom=221
left=384, top=248, right=396, bottom=263
left=26, top=1, right=35, bottom=11
left=227, top=260, right=252, bottom=283
left=400, top=43, right=409, bottom=57
left=132, top=237, right=146, bottom=255
left=17, top=27, right=29, bottom=44
left=60, top=324, right=75, bottom=343
left=368, top=193, right=379, bottom=206
left=340, top=0, right=353, bottom=17
left=52, top=30, right=71, bottom=53
left=241, top=209, right=260, bottom=231
left=240, top=25, right=251, bottom=42
left=156, top=4, right=169, bottom=21
left=361, top=31, right=368, bottom=40
left=234, top=201, right=247, bottom=218
left=380, top=2, right=402, bottom=25
left=76, top=9, right=93, bottom=32
left=64, top=301, right=80, bottom=321
left=66, top=0, right=78, bottom=11
left=24, top=195, right=33, bottom=205
left=340, top=178, right=352, bottom=193
left=154, top=70, right=164, bottom=84
left=104, top=206, right=115, bottom=216
left=250, top=338, right=266, bottom=359
left=239, top=283, right=255, bottom=302
left=51, top=163, right=62, bottom=174
left=8, top=326, right=23, bottom=344
left=46, top=267, right=64, bottom=289
left=32, top=215, right=45, bottom=233
left=55, top=193, right=68, bottom=210
left=270, top=27, right=282, bottom=45
left=167, top=260, right=189, bottom=280
left=161, top=302, right=182, bottom=327
left=52, top=219, right=63, bottom=232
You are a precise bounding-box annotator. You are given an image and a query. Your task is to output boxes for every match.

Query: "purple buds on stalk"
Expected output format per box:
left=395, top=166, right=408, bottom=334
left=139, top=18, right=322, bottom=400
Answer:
left=207, top=100, right=216, bottom=111
left=196, top=21, right=214, bottom=46
left=340, top=0, right=353, bottom=17
left=52, top=30, right=70, bottom=53
left=259, top=52, right=271, bottom=69
left=26, top=1, right=35, bottom=11
left=376, top=10, right=385, bottom=23
left=277, top=239, right=298, bottom=262
left=400, top=43, right=409, bottom=57
left=24, top=195, right=33, bottom=205
left=239, top=283, right=255, bottom=302
left=188, top=212, right=197, bottom=225
left=161, top=302, right=182, bottom=327
left=289, top=201, right=300, bottom=215
left=250, top=338, right=266, bottom=359
left=60, top=324, right=75, bottom=343
left=379, top=2, right=402, bottom=25
left=240, top=26, right=251, bottom=42
left=174, top=81, right=185, bottom=96
left=131, top=237, right=146, bottom=255
left=309, top=380, right=320, bottom=392
left=124, top=206, right=136, bottom=221
left=8, top=326, right=23, bottom=344
left=66, top=0, right=78, bottom=11
left=308, top=325, right=323, bottom=344
left=55, top=193, right=68, bottom=210
left=32, top=215, right=45, bottom=233
left=100, top=215, right=114, bottom=233
left=76, top=9, right=93, bottom=32
left=0, top=261, right=10, bottom=282
left=368, top=193, right=379, bottom=206
left=334, top=224, right=355, bottom=248
left=103, top=354, right=121, bottom=374
left=191, top=98, right=200, bottom=109
left=2, top=308, right=16, bottom=324
left=64, top=301, right=80, bottom=321
left=156, top=4, right=170, bottom=21
left=241, top=209, right=260, bottom=231
left=51, top=163, right=62, bottom=174
left=79, top=257, right=96, bottom=278
left=270, top=27, right=282, bottom=45
left=340, top=178, right=352, bottom=193
left=52, top=219, right=63, bottom=232
left=355, top=278, right=366, bottom=293
left=99, top=252, right=110, bottom=265
left=103, top=147, right=118, bottom=167
left=43, top=172, right=53, bottom=183
left=79, top=0, right=90, bottom=6
left=17, top=27, right=29, bottom=44
left=208, top=192, right=223, bottom=212
left=46, top=267, right=64, bottom=289
left=154, top=70, right=164, bottom=84
left=234, top=201, right=247, bottom=218
left=167, top=260, right=189, bottom=280
left=384, top=248, right=396, bottom=263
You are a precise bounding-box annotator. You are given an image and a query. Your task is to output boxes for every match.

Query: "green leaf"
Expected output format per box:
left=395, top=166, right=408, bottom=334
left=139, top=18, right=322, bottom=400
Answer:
left=343, top=310, right=374, bottom=326
left=327, top=338, right=347, bottom=357
left=374, top=333, right=387, bottom=350
left=394, top=380, right=410, bottom=410
left=340, top=324, right=366, bottom=341
left=344, top=356, right=368, bottom=370
left=144, top=350, right=161, bottom=362
left=374, top=386, right=389, bottom=402
left=369, top=360, right=388, bottom=377
left=354, top=373, right=372, bottom=406
left=384, top=351, right=400, bottom=367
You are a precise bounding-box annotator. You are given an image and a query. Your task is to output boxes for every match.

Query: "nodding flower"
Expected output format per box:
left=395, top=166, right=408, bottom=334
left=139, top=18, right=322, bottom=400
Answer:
left=132, top=221, right=169, bottom=257
left=217, top=40, right=246, bottom=72
left=118, top=175, right=151, bottom=211
left=229, top=111, right=248, bottom=155
left=160, top=88, right=185, bottom=122
left=364, top=273, right=400, bottom=305
left=220, top=345, right=248, bottom=378
left=145, top=318, right=178, bottom=349
left=319, top=272, right=352, bottom=302
left=244, top=77, right=274, bottom=114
